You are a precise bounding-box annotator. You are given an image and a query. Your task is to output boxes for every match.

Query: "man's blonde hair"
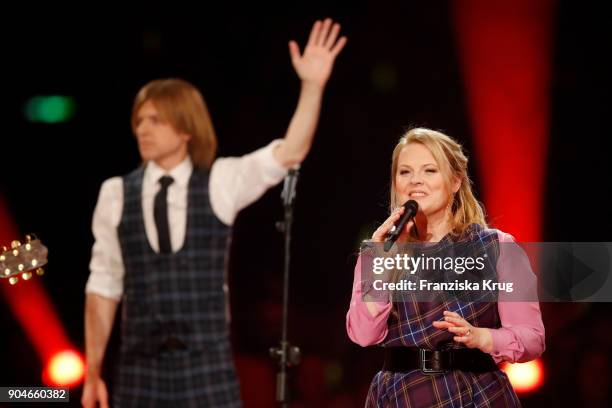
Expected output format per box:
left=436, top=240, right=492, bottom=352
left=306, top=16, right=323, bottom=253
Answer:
left=132, top=78, right=217, bottom=169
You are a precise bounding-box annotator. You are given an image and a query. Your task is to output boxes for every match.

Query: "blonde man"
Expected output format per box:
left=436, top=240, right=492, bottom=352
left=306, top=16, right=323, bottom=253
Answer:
left=83, top=19, right=346, bottom=408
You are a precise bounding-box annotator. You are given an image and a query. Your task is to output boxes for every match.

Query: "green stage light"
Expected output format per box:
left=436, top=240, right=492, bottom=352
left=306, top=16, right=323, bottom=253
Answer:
left=25, top=96, right=76, bottom=123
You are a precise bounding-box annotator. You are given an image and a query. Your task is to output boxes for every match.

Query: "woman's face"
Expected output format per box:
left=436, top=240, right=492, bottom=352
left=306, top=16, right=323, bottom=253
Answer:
left=394, top=143, right=457, bottom=218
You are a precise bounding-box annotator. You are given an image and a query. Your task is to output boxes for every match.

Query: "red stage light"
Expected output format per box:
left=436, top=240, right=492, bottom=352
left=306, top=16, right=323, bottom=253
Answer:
left=43, top=350, right=85, bottom=388
left=501, top=359, right=544, bottom=393
left=453, top=0, right=555, bottom=242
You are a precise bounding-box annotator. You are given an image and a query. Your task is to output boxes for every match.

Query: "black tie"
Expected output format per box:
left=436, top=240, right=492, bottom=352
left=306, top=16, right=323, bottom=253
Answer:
left=154, top=175, right=174, bottom=254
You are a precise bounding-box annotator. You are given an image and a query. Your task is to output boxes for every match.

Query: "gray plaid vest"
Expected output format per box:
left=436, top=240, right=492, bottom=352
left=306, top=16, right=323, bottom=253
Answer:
left=117, top=166, right=231, bottom=355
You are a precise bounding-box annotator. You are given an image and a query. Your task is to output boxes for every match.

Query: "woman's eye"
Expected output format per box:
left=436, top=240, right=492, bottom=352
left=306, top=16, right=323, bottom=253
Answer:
left=399, top=170, right=410, bottom=175
left=426, top=169, right=437, bottom=173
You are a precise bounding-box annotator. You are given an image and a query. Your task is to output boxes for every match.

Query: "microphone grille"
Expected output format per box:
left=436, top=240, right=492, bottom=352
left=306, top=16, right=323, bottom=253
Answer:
left=404, top=199, right=419, bottom=213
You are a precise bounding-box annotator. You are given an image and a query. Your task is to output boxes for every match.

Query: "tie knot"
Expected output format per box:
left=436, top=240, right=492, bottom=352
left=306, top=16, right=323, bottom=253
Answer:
left=158, top=175, right=174, bottom=189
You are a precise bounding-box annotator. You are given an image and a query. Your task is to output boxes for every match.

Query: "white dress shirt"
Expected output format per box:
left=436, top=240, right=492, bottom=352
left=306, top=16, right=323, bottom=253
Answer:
left=85, top=140, right=287, bottom=300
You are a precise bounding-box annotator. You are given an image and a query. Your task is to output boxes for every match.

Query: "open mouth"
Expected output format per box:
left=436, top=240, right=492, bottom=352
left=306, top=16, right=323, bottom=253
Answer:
left=409, top=191, right=428, bottom=198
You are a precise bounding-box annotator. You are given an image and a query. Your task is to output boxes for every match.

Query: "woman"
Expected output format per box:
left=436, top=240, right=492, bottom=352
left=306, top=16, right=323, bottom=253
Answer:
left=346, top=128, right=545, bottom=407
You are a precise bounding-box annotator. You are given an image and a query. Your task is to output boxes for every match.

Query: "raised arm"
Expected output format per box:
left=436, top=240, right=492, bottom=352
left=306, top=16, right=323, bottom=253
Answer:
left=273, top=18, right=347, bottom=167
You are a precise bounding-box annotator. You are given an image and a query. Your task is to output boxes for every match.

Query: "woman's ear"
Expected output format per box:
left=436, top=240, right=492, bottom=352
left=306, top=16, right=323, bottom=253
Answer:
left=452, top=176, right=461, bottom=193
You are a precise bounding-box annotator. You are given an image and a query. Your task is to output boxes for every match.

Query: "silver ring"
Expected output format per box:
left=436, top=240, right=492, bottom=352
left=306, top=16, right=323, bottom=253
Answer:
left=465, top=329, right=471, bottom=336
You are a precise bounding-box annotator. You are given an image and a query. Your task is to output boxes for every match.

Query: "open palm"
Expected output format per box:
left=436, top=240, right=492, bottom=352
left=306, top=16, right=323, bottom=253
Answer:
left=289, top=18, right=347, bottom=88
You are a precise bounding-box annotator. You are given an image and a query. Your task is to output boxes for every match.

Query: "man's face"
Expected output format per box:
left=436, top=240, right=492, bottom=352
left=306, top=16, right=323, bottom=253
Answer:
left=134, top=100, right=190, bottom=164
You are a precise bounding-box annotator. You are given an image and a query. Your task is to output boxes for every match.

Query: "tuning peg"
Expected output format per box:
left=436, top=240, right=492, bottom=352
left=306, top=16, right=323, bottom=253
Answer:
left=36, top=268, right=45, bottom=276
left=11, top=240, right=21, bottom=257
left=0, top=254, right=5, bottom=262
left=31, top=259, right=39, bottom=267
left=9, top=276, right=18, bottom=285
left=3, top=268, right=10, bottom=276
left=1, top=246, right=7, bottom=253
left=18, top=264, right=24, bottom=271
left=22, top=272, right=32, bottom=281
left=25, top=235, right=33, bottom=243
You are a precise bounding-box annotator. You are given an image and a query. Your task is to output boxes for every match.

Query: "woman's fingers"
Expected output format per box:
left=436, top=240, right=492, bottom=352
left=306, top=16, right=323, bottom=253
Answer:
left=453, top=335, right=470, bottom=343
left=448, top=326, right=471, bottom=336
left=432, top=320, right=454, bottom=329
left=434, top=312, right=483, bottom=349
left=371, top=207, right=404, bottom=241
left=444, top=315, right=468, bottom=326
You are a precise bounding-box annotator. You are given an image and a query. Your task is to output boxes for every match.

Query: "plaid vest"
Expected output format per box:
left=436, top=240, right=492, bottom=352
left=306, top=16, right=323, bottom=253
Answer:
left=383, top=224, right=501, bottom=349
left=117, top=167, right=231, bottom=355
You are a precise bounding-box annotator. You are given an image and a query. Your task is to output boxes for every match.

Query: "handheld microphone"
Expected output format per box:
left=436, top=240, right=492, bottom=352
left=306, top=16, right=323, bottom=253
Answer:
left=384, top=200, right=418, bottom=252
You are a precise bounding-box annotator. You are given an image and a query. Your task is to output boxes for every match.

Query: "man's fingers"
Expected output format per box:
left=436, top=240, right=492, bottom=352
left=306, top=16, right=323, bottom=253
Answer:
left=317, top=18, right=333, bottom=46
left=324, top=23, right=341, bottom=49
left=288, top=41, right=300, bottom=62
left=330, top=36, right=347, bottom=57
left=307, top=20, right=322, bottom=47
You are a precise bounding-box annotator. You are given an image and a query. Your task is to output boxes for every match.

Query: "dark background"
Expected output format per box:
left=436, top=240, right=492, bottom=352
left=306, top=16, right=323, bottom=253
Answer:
left=1, top=1, right=611, bottom=406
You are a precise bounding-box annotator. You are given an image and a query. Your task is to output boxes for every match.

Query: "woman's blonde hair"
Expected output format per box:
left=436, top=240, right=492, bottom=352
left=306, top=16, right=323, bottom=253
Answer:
left=390, top=127, right=487, bottom=236
left=131, top=78, right=217, bottom=169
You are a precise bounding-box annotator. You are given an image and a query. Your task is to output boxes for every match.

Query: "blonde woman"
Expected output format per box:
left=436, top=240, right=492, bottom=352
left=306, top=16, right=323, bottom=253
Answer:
left=347, top=128, right=545, bottom=407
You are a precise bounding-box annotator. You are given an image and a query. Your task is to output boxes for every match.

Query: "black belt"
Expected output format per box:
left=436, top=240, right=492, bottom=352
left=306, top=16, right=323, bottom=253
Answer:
left=383, top=347, right=498, bottom=374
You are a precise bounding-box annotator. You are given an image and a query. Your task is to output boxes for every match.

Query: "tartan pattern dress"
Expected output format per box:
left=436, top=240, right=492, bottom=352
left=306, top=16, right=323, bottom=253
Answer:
left=366, top=224, right=522, bottom=408
left=114, top=167, right=241, bottom=407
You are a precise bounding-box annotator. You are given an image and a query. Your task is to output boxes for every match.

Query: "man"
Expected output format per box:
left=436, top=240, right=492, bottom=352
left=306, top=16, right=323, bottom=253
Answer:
left=82, top=19, right=346, bottom=407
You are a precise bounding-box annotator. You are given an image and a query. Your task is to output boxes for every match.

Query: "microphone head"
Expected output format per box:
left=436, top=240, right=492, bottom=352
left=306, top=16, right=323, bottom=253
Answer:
left=403, top=199, right=419, bottom=213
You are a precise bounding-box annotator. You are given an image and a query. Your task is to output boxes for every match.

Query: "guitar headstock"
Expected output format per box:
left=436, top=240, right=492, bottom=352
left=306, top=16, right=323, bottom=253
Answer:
left=0, top=235, right=48, bottom=285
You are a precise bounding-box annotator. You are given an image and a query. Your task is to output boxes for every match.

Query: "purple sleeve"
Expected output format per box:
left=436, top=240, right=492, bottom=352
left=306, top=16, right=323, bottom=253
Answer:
left=346, top=255, right=392, bottom=347
left=489, top=231, right=546, bottom=363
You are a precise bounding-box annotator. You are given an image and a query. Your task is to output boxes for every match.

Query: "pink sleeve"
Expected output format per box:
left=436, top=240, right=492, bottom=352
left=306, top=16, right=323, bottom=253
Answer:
left=489, top=231, right=546, bottom=363
left=346, top=254, right=392, bottom=347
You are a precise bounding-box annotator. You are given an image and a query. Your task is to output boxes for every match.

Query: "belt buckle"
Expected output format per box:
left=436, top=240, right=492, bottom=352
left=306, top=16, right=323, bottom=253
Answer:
left=420, top=349, right=448, bottom=374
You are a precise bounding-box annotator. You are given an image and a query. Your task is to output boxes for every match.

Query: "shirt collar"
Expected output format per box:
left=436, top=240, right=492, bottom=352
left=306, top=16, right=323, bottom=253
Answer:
left=144, top=156, right=193, bottom=189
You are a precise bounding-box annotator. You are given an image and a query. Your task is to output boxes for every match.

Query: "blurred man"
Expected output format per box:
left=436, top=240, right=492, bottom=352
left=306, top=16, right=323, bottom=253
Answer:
left=82, top=19, right=346, bottom=407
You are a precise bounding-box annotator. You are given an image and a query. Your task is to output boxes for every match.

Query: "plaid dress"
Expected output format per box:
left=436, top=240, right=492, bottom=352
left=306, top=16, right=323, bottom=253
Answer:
left=114, top=167, right=241, bottom=407
left=366, top=224, right=521, bottom=408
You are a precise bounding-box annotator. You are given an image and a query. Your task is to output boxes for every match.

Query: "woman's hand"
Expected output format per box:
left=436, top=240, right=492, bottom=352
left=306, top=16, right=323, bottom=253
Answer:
left=371, top=206, right=414, bottom=243
left=432, top=311, right=494, bottom=353
left=289, top=18, right=347, bottom=89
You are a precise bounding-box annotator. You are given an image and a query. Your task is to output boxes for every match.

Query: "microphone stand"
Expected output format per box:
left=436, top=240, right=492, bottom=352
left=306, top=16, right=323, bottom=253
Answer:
left=270, top=168, right=301, bottom=407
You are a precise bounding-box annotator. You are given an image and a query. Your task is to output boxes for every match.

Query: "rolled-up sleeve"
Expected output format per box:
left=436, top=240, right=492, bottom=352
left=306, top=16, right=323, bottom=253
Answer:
left=489, top=232, right=546, bottom=363
left=209, top=139, right=288, bottom=226
left=85, top=177, right=125, bottom=301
